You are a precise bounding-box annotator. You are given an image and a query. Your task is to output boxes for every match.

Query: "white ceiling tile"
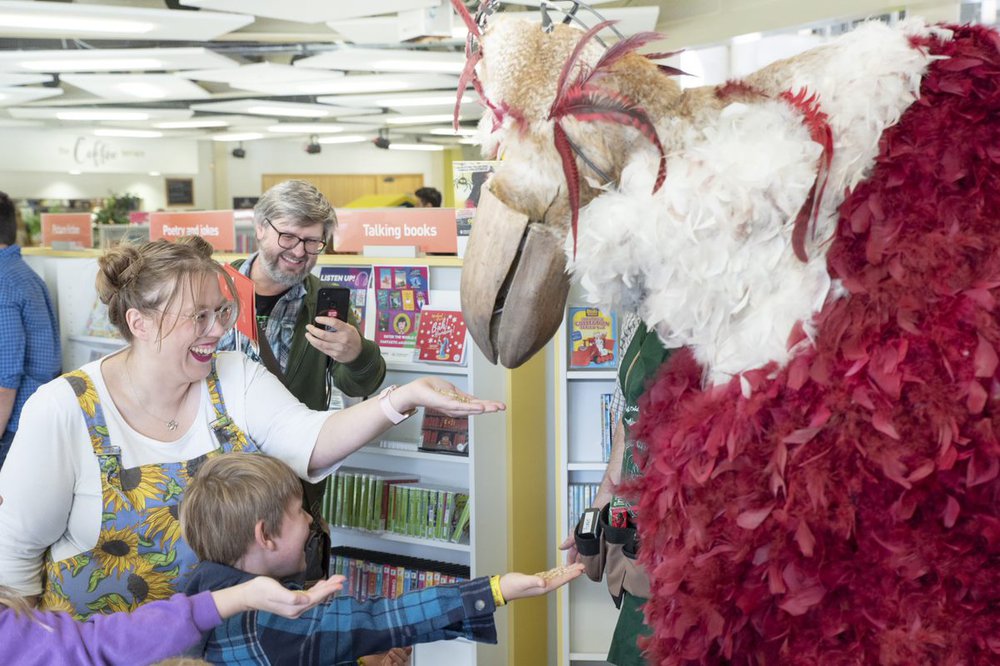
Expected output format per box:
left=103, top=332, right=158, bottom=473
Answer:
left=180, top=0, right=437, bottom=23
left=60, top=74, right=211, bottom=102
left=294, top=48, right=464, bottom=74
left=317, top=90, right=474, bottom=111
left=7, top=107, right=195, bottom=121
left=0, top=72, right=52, bottom=85
left=180, top=62, right=342, bottom=85
left=242, top=73, right=459, bottom=96
left=0, top=86, right=62, bottom=106
left=189, top=99, right=375, bottom=119
left=0, top=47, right=238, bottom=74
left=326, top=16, right=400, bottom=45
left=0, top=1, right=254, bottom=41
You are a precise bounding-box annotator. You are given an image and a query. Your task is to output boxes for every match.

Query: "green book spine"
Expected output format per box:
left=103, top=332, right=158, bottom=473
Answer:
left=450, top=495, right=471, bottom=543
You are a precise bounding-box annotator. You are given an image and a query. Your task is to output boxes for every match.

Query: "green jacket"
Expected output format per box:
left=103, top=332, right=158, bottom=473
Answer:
left=231, top=259, right=386, bottom=409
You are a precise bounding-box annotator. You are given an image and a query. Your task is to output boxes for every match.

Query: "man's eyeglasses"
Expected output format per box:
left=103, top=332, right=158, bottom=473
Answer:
left=173, top=302, right=239, bottom=337
left=265, top=217, right=327, bottom=255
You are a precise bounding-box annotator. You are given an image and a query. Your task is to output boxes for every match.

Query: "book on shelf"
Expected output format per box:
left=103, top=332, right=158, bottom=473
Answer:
left=450, top=495, right=471, bottom=543
left=419, top=408, right=469, bottom=456
left=318, top=266, right=372, bottom=334
left=600, top=392, right=614, bottom=463
left=331, top=546, right=469, bottom=602
left=388, top=483, right=470, bottom=542
left=567, top=482, right=601, bottom=534
left=323, top=468, right=420, bottom=532
left=374, top=265, right=429, bottom=350
left=567, top=306, right=618, bottom=370
left=415, top=309, right=468, bottom=365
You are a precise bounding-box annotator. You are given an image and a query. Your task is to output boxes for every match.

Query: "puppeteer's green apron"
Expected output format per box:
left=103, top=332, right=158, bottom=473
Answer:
left=606, top=324, right=672, bottom=666
left=40, top=358, right=259, bottom=619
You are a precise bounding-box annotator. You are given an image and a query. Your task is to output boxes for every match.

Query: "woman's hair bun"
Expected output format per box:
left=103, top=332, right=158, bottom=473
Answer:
left=96, top=244, right=142, bottom=303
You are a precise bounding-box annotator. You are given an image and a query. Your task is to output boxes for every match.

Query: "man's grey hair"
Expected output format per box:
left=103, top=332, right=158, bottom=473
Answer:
left=253, top=179, right=337, bottom=236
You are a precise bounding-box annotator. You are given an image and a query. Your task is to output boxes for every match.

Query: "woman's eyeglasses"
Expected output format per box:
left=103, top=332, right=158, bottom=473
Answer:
left=179, top=302, right=239, bottom=337
left=265, top=217, right=327, bottom=255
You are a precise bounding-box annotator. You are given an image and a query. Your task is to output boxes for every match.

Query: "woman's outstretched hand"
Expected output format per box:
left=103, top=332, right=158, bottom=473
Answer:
left=393, top=377, right=506, bottom=417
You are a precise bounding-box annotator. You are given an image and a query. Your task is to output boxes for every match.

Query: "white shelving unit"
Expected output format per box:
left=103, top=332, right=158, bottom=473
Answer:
left=23, top=249, right=549, bottom=666
left=555, top=285, right=622, bottom=666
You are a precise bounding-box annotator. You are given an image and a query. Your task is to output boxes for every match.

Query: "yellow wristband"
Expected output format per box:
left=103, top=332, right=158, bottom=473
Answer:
left=357, top=659, right=364, bottom=666
left=489, top=575, right=506, bottom=607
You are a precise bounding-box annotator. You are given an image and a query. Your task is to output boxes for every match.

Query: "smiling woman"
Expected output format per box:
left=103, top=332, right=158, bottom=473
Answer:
left=0, top=236, right=505, bottom=621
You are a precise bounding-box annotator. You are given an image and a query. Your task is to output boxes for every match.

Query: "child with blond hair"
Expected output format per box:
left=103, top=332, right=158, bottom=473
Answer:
left=181, top=453, right=583, bottom=664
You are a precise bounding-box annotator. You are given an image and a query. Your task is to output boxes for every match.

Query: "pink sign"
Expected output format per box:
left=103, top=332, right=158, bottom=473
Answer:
left=149, top=210, right=236, bottom=251
left=333, top=208, right=458, bottom=253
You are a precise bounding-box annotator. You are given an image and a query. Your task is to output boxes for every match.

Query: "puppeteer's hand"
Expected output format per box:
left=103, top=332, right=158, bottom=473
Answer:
left=499, top=563, right=584, bottom=602
left=558, top=535, right=580, bottom=565
left=392, top=377, right=506, bottom=417
left=305, top=316, right=363, bottom=363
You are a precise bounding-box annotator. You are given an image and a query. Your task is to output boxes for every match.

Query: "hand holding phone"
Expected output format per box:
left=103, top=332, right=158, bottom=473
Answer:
left=316, top=287, right=351, bottom=330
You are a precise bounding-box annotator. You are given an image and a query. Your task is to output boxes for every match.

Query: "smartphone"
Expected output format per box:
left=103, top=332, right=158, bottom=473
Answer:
left=316, top=286, right=351, bottom=329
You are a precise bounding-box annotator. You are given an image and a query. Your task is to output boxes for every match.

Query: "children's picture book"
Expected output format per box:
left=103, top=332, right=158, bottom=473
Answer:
left=319, top=266, right=372, bottom=333
left=420, top=408, right=469, bottom=456
left=567, top=306, right=618, bottom=370
left=452, top=160, right=499, bottom=236
left=415, top=310, right=468, bottom=365
left=373, top=265, right=429, bottom=349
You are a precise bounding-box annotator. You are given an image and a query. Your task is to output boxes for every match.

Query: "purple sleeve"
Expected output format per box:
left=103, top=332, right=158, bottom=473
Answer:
left=29, top=592, right=221, bottom=666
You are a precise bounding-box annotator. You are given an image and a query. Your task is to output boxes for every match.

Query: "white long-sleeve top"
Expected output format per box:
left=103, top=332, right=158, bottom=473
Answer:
left=0, top=351, right=334, bottom=595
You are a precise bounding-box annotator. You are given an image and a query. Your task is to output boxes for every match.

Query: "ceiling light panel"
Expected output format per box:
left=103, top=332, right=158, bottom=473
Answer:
left=326, top=16, right=400, bottom=45
left=7, top=107, right=194, bottom=121
left=294, top=48, right=464, bottom=75
left=61, top=74, right=210, bottom=102
left=240, top=73, right=459, bottom=96
left=0, top=1, right=254, bottom=41
left=0, top=47, right=238, bottom=74
left=0, top=86, right=61, bottom=106
left=317, top=134, right=370, bottom=144
left=190, top=99, right=375, bottom=118
left=267, top=123, right=347, bottom=134
left=180, top=0, right=437, bottom=23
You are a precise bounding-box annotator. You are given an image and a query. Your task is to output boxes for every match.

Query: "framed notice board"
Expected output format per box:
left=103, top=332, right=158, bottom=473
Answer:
left=166, top=178, right=194, bottom=207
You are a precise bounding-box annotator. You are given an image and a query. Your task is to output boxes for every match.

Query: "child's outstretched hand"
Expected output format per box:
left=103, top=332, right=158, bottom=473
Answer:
left=499, top=563, right=584, bottom=601
left=213, top=575, right=345, bottom=620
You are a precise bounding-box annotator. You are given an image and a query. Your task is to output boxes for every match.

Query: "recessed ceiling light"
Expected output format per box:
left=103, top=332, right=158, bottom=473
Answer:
left=21, top=58, right=163, bottom=71
left=211, top=132, right=265, bottom=142
left=57, top=110, right=150, bottom=121
left=149, top=171, right=161, bottom=176
left=388, top=143, right=445, bottom=152
left=316, top=134, right=369, bottom=144
left=94, top=128, right=164, bottom=138
left=69, top=170, right=82, bottom=175
left=155, top=119, right=229, bottom=129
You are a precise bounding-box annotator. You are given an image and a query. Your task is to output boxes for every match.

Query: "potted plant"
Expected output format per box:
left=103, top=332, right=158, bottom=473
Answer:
left=94, top=192, right=141, bottom=225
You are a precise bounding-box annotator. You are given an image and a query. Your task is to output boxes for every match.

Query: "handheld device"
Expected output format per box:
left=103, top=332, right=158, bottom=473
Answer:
left=316, top=286, right=351, bottom=329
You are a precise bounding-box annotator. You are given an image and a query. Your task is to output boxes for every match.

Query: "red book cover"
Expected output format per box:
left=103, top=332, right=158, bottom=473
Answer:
left=415, top=310, right=468, bottom=365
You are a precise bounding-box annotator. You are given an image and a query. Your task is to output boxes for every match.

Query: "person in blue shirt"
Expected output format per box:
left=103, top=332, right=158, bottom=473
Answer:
left=181, top=453, right=583, bottom=665
left=0, top=192, right=60, bottom=468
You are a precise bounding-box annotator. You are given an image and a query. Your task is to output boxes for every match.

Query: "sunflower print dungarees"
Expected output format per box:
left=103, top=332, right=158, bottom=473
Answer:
left=40, top=359, right=260, bottom=619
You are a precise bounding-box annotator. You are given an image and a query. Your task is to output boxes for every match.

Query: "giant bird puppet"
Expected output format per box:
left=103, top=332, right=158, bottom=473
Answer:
left=454, top=1, right=1000, bottom=663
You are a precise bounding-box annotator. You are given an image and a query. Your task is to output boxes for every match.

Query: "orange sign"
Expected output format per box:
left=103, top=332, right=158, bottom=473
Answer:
left=41, top=213, right=92, bottom=249
left=333, top=208, right=457, bottom=254
left=149, top=210, right=235, bottom=251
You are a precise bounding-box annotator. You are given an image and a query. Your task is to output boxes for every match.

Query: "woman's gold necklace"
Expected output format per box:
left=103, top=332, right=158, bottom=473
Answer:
left=125, top=360, right=187, bottom=431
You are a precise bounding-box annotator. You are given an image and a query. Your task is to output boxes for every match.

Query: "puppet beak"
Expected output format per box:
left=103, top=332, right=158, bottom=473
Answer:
left=460, top=184, right=571, bottom=368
